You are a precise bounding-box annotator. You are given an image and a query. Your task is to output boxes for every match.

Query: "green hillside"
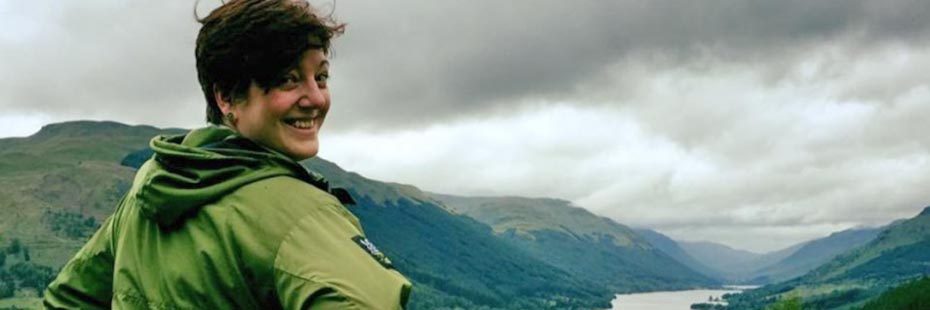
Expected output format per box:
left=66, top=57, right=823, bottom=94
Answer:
left=0, top=122, right=185, bottom=305
left=860, top=276, right=930, bottom=310
left=0, top=122, right=185, bottom=268
left=727, top=206, right=930, bottom=309
left=429, top=194, right=718, bottom=293
left=0, top=121, right=614, bottom=309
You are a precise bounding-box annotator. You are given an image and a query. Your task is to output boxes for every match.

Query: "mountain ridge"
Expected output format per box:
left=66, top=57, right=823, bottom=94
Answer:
left=728, top=206, right=930, bottom=309
left=428, top=192, right=719, bottom=293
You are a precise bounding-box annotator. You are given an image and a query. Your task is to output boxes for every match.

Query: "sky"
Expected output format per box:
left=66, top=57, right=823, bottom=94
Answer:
left=2, top=0, right=929, bottom=253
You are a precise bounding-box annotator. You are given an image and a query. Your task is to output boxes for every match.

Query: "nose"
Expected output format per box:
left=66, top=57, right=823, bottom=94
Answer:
left=298, top=80, right=327, bottom=107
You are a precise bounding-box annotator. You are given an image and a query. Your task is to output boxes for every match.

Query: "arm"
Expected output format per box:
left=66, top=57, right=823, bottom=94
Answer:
left=273, top=204, right=411, bottom=310
left=43, top=216, right=115, bottom=310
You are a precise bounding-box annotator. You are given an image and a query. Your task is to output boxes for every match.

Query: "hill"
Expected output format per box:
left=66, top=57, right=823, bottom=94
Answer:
left=678, top=240, right=808, bottom=283
left=429, top=193, right=719, bottom=293
left=727, top=206, right=930, bottom=309
left=638, top=227, right=877, bottom=286
left=0, top=121, right=618, bottom=308
left=634, top=229, right=723, bottom=280
left=747, top=227, right=881, bottom=284
left=0, top=121, right=186, bottom=269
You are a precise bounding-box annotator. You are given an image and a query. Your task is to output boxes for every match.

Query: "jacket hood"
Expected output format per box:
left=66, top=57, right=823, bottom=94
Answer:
left=130, top=125, right=331, bottom=227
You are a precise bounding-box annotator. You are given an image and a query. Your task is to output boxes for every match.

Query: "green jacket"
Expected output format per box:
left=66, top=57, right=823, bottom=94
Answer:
left=44, top=126, right=411, bottom=309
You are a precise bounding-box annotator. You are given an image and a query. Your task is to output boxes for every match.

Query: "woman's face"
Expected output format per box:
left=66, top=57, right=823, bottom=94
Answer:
left=227, top=49, right=331, bottom=160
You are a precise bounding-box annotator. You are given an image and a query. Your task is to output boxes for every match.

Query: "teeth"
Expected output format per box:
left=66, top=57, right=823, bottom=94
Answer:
left=290, top=119, right=314, bottom=129
left=310, top=110, right=320, bottom=118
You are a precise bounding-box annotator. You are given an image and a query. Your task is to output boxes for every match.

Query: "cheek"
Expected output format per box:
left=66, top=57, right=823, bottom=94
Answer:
left=267, top=92, right=300, bottom=110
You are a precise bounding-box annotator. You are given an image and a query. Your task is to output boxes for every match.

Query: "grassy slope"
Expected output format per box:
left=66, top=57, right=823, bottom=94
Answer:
left=0, top=121, right=184, bottom=268
left=429, top=193, right=719, bottom=293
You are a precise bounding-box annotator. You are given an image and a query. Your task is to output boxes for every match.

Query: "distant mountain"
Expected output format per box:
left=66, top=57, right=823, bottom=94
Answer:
left=678, top=240, right=766, bottom=280
left=807, top=207, right=930, bottom=284
left=672, top=228, right=881, bottom=285
left=679, top=239, right=832, bottom=284
left=633, top=229, right=721, bottom=280
left=678, top=240, right=808, bottom=284
left=429, top=194, right=719, bottom=293
left=728, top=206, right=930, bottom=309
left=747, top=227, right=881, bottom=284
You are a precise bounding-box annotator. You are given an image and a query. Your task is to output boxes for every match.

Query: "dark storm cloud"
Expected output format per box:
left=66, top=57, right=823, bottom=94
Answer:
left=328, top=0, right=930, bottom=128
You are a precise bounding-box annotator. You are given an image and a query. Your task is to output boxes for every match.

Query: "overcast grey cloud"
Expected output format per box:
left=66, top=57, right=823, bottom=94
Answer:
left=0, top=1, right=203, bottom=130
left=327, top=0, right=930, bottom=128
left=2, top=0, right=930, bottom=252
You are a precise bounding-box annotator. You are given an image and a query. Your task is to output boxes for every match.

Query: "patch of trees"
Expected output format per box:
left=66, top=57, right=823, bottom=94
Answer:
left=862, top=276, right=930, bottom=310
left=766, top=296, right=801, bottom=310
left=801, top=288, right=868, bottom=309
left=42, top=209, right=99, bottom=239
left=691, top=302, right=726, bottom=309
left=0, top=239, right=57, bottom=299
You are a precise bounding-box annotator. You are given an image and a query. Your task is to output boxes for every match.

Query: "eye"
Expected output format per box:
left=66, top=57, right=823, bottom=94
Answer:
left=315, top=72, right=330, bottom=88
left=277, top=72, right=301, bottom=90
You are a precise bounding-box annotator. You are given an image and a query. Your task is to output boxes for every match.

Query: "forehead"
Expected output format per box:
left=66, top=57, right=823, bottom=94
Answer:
left=297, top=49, right=328, bottom=70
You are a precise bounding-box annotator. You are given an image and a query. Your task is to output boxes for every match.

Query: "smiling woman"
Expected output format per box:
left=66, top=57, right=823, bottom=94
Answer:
left=42, top=0, right=411, bottom=309
left=218, top=49, right=331, bottom=160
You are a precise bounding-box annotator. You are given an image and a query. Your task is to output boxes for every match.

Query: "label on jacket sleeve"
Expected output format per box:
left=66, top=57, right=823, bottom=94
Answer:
left=351, top=235, right=394, bottom=269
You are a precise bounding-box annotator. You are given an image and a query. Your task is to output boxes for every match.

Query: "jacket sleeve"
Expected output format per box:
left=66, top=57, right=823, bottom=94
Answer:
left=273, top=203, right=411, bottom=310
left=43, top=216, right=115, bottom=310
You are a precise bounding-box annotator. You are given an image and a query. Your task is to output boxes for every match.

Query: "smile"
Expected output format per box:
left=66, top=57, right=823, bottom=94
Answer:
left=285, top=119, right=315, bottom=129
left=283, top=110, right=322, bottom=130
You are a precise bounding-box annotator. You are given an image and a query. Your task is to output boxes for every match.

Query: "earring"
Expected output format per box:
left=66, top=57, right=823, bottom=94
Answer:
left=225, top=112, right=236, bottom=124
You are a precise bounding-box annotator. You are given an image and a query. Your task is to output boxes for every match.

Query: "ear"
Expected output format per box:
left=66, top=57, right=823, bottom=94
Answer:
left=213, top=85, right=234, bottom=114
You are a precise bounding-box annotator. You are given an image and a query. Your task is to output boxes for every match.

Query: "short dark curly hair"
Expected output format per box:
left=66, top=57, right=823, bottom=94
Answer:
left=196, top=0, right=345, bottom=125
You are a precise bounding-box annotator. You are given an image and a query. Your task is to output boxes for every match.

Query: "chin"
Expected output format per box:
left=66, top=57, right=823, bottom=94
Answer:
left=286, top=146, right=319, bottom=161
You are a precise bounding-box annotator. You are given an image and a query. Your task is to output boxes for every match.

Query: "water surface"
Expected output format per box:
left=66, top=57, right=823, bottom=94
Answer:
left=611, top=288, right=747, bottom=309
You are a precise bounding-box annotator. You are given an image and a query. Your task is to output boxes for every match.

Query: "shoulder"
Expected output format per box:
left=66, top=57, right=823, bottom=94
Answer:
left=234, top=175, right=340, bottom=206
left=217, top=175, right=360, bottom=238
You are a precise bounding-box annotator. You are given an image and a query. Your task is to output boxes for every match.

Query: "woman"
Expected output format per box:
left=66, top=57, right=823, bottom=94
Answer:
left=44, top=0, right=411, bottom=309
